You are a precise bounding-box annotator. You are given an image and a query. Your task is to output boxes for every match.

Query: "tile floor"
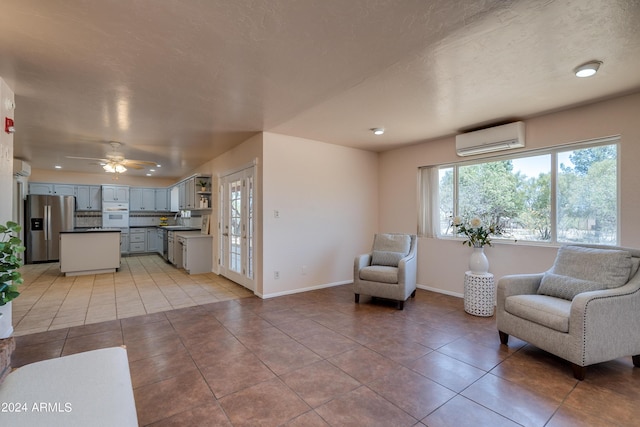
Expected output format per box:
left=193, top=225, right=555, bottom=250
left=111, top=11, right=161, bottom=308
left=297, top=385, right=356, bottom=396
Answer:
left=12, top=254, right=254, bottom=336
left=10, top=281, right=640, bottom=426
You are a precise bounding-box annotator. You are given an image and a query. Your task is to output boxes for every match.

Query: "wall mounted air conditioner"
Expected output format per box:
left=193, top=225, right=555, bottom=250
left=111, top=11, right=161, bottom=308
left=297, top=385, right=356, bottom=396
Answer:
left=13, top=159, right=31, bottom=177
left=455, top=121, right=525, bottom=156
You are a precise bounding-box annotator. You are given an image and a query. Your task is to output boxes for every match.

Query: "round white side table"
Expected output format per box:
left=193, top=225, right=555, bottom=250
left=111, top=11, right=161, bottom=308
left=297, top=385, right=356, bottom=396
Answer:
left=464, top=271, right=495, bottom=317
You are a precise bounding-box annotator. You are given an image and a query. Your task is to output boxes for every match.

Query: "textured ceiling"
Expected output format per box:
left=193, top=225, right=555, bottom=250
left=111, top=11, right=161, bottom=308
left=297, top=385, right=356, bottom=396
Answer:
left=1, top=0, right=639, bottom=178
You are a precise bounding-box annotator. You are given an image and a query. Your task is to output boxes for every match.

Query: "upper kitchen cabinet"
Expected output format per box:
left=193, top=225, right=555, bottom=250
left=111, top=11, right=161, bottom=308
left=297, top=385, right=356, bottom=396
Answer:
left=76, top=185, right=102, bottom=211
left=102, top=185, right=129, bottom=202
left=29, top=182, right=76, bottom=196
left=155, top=188, right=170, bottom=212
left=185, top=177, right=196, bottom=209
left=130, top=188, right=156, bottom=211
left=177, top=175, right=211, bottom=210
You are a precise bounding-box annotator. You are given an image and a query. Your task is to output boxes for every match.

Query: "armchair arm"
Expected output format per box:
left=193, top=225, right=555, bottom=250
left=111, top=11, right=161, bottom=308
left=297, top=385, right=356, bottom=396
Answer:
left=398, top=249, right=417, bottom=287
left=568, top=283, right=640, bottom=364
left=497, top=273, right=544, bottom=298
left=497, top=273, right=544, bottom=313
left=354, top=253, right=372, bottom=281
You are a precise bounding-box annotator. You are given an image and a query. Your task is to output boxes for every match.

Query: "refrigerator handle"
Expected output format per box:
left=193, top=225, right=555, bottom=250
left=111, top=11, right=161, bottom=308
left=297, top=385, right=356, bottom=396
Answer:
left=45, top=205, right=51, bottom=241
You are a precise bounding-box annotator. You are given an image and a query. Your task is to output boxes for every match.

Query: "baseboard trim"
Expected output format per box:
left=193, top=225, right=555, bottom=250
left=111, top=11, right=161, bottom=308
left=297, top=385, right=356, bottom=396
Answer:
left=260, top=280, right=352, bottom=299
left=417, top=284, right=463, bottom=299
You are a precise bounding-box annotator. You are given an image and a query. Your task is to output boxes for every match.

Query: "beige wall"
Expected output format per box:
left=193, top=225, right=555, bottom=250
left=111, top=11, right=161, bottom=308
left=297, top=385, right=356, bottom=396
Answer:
left=0, top=78, right=15, bottom=224
left=261, top=132, right=378, bottom=298
left=378, top=92, right=640, bottom=296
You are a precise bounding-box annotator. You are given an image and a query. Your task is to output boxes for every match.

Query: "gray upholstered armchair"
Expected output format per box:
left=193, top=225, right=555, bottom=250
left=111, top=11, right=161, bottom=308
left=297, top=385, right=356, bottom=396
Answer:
left=497, top=244, right=640, bottom=380
left=354, top=233, right=417, bottom=310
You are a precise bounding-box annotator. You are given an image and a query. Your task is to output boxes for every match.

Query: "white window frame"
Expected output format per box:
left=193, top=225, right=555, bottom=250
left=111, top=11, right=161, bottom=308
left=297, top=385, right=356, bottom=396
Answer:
left=419, top=136, right=620, bottom=246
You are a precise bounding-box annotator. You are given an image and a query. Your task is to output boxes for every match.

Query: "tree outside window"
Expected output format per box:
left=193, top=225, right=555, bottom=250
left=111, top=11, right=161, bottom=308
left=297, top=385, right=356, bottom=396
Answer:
left=433, top=141, right=617, bottom=245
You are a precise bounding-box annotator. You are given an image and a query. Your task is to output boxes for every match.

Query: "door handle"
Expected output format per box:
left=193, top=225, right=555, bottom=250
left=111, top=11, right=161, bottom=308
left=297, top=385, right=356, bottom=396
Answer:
left=222, top=233, right=229, bottom=237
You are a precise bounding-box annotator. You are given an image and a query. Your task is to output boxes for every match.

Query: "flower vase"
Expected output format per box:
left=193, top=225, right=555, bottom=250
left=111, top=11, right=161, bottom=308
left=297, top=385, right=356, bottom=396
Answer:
left=469, top=246, right=489, bottom=274
left=0, top=302, right=14, bottom=339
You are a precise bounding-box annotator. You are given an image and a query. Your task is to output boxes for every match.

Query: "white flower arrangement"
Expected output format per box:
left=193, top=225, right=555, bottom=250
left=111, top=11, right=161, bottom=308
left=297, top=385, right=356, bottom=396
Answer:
left=451, top=216, right=504, bottom=248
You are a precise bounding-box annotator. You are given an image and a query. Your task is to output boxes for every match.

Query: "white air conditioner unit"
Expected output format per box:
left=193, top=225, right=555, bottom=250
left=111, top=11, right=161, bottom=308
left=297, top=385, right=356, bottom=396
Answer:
left=13, top=159, right=31, bottom=177
left=456, top=121, right=525, bottom=156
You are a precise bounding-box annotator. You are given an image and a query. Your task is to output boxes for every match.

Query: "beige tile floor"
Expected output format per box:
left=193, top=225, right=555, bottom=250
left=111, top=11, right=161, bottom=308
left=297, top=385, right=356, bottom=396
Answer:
left=12, top=254, right=253, bottom=336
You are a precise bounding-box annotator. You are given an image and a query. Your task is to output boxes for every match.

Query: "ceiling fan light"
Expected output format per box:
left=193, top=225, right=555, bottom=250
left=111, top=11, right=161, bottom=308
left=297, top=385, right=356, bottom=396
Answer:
left=115, top=164, right=127, bottom=173
left=103, top=163, right=115, bottom=173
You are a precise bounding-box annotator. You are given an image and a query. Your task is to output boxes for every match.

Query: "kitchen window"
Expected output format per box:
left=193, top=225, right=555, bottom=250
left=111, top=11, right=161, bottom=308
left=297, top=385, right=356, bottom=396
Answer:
left=419, top=137, right=619, bottom=245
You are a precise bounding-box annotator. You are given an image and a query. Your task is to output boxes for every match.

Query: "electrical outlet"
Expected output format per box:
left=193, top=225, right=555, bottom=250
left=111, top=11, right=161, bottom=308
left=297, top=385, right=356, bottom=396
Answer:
left=274, top=210, right=280, bottom=218
left=274, top=271, right=280, bottom=279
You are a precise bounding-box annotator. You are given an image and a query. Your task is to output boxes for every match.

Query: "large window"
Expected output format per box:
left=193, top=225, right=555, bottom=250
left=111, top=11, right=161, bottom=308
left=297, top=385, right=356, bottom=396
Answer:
left=421, top=139, right=619, bottom=245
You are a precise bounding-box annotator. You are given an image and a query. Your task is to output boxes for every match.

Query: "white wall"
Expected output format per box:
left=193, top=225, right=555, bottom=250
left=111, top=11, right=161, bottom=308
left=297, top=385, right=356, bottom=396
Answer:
left=379, top=92, right=640, bottom=296
left=0, top=78, right=15, bottom=338
left=0, top=78, right=15, bottom=224
left=261, top=132, right=378, bottom=298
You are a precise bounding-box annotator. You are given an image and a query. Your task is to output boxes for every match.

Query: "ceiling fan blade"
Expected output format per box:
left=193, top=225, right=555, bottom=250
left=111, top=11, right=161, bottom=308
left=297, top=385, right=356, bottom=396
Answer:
left=122, top=159, right=158, bottom=166
left=124, top=164, right=145, bottom=170
left=66, top=155, right=109, bottom=162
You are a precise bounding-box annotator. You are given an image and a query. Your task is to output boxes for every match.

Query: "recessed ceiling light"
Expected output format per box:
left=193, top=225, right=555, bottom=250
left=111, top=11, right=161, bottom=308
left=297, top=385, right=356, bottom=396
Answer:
left=146, top=173, right=152, bottom=176
left=149, top=169, right=155, bottom=172
left=54, top=165, right=62, bottom=169
left=156, top=164, right=162, bottom=168
left=574, top=61, right=602, bottom=77
left=371, top=128, right=385, bottom=135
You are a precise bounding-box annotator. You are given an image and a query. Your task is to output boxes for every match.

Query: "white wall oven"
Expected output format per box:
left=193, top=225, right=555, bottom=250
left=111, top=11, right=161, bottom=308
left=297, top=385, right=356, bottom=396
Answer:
left=102, top=202, right=129, bottom=229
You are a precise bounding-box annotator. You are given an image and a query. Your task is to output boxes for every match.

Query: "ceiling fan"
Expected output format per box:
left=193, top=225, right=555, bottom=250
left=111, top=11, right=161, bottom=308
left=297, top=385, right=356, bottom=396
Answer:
left=66, top=142, right=158, bottom=175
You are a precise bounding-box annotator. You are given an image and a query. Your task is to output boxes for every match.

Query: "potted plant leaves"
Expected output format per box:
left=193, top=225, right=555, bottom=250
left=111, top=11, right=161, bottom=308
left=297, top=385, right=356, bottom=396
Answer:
left=0, top=221, right=25, bottom=339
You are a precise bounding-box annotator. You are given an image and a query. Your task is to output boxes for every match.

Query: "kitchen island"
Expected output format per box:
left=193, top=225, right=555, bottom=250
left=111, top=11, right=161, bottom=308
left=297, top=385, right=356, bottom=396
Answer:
left=59, top=229, right=121, bottom=276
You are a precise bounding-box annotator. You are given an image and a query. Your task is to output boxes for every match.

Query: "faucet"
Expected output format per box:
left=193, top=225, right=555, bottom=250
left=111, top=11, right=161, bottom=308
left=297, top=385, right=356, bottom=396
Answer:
left=174, top=210, right=182, bottom=225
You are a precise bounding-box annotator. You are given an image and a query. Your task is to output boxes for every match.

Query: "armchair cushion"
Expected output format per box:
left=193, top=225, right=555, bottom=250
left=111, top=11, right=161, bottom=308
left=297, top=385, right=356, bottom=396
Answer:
left=371, top=250, right=405, bottom=267
left=550, top=245, right=632, bottom=287
left=537, top=272, right=607, bottom=301
left=359, top=265, right=398, bottom=284
left=505, top=294, right=572, bottom=332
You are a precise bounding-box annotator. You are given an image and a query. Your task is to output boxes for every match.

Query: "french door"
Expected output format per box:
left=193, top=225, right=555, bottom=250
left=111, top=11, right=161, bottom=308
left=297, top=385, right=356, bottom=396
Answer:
left=219, top=166, right=255, bottom=291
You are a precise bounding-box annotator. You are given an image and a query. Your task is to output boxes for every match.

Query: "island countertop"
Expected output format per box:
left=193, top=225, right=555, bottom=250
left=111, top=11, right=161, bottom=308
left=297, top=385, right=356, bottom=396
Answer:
left=64, top=228, right=122, bottom=233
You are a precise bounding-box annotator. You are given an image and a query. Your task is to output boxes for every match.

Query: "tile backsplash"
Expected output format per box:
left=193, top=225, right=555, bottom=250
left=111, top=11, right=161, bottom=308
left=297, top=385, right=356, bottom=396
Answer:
left=74, top=212, right=204, bottom=228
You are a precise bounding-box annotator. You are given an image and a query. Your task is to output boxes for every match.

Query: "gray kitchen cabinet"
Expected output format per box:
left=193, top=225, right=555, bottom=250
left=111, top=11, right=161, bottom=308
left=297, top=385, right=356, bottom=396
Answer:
left=185, top=177, right=196, bottom=209
left=76, top=185, right=102, bottom=211
left=102, top=185, right=129, bottom=202
left=176, top=176, right=209, bottom=210
left=178, top=181, right=186, bottom=210
left=130, top=188, right=155, bottom=211
left=29, top=182, right=75, bottom=196
left=120, top=230, right=129, bottom=254
left=52, top=184, right=76, bottom=196
left=146, top=228, right=158, bottom=252
left=156, top=228, right=164, bottom=256
left=129, top=228, right=146, bottom=253
left=154, top=188, right=169, bottom=211
left=29, top=183, right=54, bottom=195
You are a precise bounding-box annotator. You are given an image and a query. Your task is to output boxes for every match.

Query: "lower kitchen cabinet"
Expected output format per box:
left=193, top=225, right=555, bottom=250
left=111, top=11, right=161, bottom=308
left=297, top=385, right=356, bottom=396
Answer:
left=177, top=232, right=212, bottom=274
left=129, top=228, right=146, bottom=253
left=146, top=228, right=158, bottom=252
left=120, top=230, right=129, bottom=254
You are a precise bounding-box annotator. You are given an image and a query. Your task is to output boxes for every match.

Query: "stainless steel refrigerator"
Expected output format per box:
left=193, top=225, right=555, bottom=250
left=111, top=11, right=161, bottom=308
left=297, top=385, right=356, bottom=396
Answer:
left=25, top=194, right=76, bottom=263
